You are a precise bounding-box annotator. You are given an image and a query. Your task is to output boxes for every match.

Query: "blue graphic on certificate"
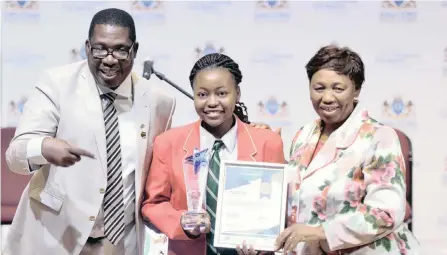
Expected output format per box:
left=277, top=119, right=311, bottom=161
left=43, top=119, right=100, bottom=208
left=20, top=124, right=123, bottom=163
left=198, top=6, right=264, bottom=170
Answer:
left=214, top=161, right=287, bottom=251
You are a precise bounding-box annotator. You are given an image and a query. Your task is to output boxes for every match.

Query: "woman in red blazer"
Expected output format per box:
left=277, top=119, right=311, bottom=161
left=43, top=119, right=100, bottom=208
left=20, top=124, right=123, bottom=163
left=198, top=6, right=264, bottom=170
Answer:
left=141, top=53, right=285, bottom=255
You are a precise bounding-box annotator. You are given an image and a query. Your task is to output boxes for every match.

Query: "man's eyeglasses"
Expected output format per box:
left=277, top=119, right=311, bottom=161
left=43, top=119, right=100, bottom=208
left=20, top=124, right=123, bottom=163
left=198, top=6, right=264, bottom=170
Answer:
left=89, top=42, right=134, bottom=60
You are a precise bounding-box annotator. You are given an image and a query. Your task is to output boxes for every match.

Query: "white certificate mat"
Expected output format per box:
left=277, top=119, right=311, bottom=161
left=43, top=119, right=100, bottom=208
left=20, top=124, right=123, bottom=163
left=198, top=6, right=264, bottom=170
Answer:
left=213, top=160, right=287, bottom=251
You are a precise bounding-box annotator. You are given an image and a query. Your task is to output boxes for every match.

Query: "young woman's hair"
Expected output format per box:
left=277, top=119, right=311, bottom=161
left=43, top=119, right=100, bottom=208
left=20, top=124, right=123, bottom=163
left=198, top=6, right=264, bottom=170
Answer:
left=189, top=53, right=250, bottom=124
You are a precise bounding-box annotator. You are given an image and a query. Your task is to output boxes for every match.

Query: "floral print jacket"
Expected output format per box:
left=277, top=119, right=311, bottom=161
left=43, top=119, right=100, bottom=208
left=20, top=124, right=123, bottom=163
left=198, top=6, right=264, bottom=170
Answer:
left=285, top=108, right=419, bottom=255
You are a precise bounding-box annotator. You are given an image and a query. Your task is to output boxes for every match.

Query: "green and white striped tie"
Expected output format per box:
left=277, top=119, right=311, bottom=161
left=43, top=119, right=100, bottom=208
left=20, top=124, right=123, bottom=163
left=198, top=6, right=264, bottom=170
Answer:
left=206, top=140, right=224, bottom=255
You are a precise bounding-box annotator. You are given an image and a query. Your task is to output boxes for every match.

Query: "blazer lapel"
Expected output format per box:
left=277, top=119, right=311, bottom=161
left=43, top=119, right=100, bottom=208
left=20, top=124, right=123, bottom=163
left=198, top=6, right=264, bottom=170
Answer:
left=181, top=121, right=201, bottom=202
left=236, top=118, right=257, bottom=161
left=79, top=66, right=107, bottom=177
left=132, top=73, right=152, bottom=205
left=302, top=127, right=338, bottom=180
left=290, top=121, right=321, bottom=171
left=183, top=121, right=201, bottom=161
left=303, top=107, right=368, bottom=180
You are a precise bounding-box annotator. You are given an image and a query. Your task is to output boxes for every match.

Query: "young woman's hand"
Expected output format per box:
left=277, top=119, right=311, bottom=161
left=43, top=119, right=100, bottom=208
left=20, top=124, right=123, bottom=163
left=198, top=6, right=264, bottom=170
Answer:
left=180, top=211, right=211, bottom=237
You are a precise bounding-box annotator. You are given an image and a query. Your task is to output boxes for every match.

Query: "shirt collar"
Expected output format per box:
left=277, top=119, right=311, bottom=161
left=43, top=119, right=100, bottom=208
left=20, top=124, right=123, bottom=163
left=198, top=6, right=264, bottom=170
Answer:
left=96, top=74, right=132, bottom=99
left=200, top=120, right=238, bottom=153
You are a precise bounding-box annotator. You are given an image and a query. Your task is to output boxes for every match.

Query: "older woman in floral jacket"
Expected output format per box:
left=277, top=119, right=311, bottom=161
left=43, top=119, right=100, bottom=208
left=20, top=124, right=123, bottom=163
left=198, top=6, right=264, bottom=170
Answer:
left=275, top=45, right=419, bottom=255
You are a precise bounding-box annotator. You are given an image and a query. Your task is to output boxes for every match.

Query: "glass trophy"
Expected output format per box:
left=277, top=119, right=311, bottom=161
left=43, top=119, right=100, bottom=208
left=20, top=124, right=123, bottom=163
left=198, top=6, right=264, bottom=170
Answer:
left=182, top=148, right=210, bottom=232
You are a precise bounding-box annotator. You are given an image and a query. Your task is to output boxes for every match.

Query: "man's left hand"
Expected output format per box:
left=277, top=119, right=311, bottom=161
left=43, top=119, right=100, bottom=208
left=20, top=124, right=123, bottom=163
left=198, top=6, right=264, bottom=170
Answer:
left=275, top=224, right=325, bottom=253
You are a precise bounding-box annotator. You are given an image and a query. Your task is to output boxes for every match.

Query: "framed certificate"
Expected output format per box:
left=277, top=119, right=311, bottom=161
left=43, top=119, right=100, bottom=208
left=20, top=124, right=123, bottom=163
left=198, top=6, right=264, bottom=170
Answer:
left=213, top=160, right=287, bottom=252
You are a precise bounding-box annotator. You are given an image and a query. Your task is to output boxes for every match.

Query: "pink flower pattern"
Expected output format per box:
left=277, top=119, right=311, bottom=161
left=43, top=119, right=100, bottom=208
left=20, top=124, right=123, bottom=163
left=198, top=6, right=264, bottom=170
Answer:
left=286, top=108, right=419, bottom=254
left=344, top=181, right=366, bottom=207
left=370, top=208, right=395, bottom=228
left=370, top=161, right=396, bottom=184
left=312, top=196, right=327, bottom=220
left=398, top=239, right=407, bottom=254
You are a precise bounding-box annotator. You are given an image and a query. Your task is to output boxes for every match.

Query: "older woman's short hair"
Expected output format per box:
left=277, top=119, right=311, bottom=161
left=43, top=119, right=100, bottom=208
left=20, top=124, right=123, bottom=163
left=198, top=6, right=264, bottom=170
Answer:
left=305, top=45, right=365, bottom=90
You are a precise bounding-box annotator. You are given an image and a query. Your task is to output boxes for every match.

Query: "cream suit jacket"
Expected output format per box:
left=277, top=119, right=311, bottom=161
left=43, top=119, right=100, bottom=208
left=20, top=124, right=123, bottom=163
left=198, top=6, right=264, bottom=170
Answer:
left=3, top=60, right=176, bottom=255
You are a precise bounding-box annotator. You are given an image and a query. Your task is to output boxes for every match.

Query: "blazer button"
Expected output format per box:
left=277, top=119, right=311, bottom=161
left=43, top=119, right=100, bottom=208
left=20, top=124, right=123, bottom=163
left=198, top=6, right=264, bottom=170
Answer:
left=89, top=216, right=96, bottom=221
left=99, top=188, right=105, bottom=194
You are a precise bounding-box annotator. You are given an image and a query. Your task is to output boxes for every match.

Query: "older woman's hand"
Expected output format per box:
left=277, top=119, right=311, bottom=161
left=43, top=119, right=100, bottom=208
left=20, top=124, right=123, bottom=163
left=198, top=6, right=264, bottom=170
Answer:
left=235, top=241, right=272, bottom=255
left=275, top=224, right=326, bottom=253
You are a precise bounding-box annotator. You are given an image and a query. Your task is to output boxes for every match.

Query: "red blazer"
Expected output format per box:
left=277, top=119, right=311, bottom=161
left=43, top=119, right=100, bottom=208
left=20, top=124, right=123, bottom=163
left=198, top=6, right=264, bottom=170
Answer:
left=141, top=118, right=285, bottom=255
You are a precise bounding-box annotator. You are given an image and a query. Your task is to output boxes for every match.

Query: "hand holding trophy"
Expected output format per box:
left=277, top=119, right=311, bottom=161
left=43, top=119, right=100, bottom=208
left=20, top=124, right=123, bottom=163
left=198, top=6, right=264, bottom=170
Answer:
left=181, top=209, right=211, bottom=236
left=181, top=148, right=211, bottom=236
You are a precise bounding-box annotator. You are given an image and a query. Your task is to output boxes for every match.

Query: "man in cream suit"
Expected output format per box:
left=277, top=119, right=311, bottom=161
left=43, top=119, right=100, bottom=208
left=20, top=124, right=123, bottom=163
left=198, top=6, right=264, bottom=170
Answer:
left=3, top=8, right=174, bottom=255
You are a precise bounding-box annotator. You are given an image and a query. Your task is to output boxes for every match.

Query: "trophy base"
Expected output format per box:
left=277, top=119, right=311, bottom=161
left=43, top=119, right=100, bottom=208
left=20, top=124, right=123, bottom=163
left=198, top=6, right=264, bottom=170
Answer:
left=182, top=211, right=206, bottom=232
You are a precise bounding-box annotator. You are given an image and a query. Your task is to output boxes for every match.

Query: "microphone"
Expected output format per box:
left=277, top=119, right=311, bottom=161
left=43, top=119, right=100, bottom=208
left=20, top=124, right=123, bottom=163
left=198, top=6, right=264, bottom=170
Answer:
left=142, top=59, right=154, bottom=80
left=142, top=60, right=193, bottom=100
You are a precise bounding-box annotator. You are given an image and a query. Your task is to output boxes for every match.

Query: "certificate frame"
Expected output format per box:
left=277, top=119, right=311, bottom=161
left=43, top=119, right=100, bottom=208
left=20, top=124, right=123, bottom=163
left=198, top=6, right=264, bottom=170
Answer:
left=213, top=160, right=287, bottom=252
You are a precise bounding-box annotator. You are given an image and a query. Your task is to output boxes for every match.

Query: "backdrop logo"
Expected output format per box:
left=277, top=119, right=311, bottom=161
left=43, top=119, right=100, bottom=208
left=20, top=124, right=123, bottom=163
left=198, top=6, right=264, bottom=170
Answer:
left=381, top=96, right=416, bottom=128
left=380, top=0, right=417, bottom=22
left=254, top=0, right=290, bottom=22
left=3, top=1, right=40, bottom=23
left=7, top=97, right=28, bottom=127
left=4, top=0, right=38, bottom=10
left=312, top=1, right=358, bottom=11
left=382, top=97, right=414, bottom=119
left=256, top=97, right=292, bottom=127
left=132, top=0, right=163, bottom=9
left=195, top=43, right=225, bottom=59
left=70, top=44, right=87, bottom=63
left=9, top=97, right=27, bottom=114
left=131, top=0, right=165, bottom=23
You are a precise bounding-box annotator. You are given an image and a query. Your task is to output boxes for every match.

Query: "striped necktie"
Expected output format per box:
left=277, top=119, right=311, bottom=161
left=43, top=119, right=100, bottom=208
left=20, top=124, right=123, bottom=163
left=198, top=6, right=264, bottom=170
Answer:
left=206, top=140, right=224, bottom=255
left=102, top=92, right=125, bottom=245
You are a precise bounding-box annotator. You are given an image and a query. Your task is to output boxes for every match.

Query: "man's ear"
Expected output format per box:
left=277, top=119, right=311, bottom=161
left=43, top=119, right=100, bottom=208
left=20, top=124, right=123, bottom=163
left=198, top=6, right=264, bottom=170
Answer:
left=84, top=40, right=90, bottom=54
left=133, top=42, right=139, bottom=59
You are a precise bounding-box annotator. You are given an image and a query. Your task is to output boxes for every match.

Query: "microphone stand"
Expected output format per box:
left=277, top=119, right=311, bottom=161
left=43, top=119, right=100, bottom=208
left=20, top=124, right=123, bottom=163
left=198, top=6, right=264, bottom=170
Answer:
left=142, top=68, right=193, bottom=100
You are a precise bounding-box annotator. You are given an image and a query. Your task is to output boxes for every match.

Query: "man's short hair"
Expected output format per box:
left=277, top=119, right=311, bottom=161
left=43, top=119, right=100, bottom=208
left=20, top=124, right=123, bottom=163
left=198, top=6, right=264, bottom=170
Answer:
left=88, top=8, right=136, bottom=42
